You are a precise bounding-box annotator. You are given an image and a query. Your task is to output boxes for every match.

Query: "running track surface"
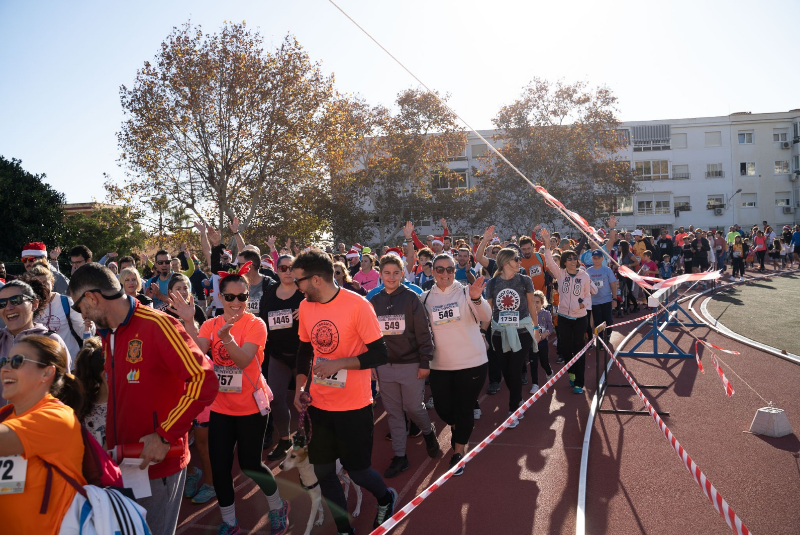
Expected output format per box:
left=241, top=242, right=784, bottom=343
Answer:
left=176, top=268, right=800, bottom=535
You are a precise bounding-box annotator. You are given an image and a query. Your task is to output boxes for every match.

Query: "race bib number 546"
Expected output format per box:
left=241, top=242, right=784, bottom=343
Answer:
left=431, top=302, right=461, bottom=325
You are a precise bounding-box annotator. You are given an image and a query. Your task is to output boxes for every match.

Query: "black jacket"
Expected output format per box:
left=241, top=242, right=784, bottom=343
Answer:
left=369, top=284, right=434, bottom=368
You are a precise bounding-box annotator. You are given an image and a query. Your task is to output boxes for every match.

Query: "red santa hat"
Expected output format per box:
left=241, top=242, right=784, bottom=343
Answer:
left=221, top=249, right=233, bottom=259
left=383, top=247, right=404, bottom=258
left=431, top=238, right=444, bottom=246
left=22, top=242, right=47, bottom=258
left=346, top=249, right=360, bottom=260
left=597, top=228, right=606, bottom=237
left=261, top=256, right=275, bottom=270
left=352, top=243, right=364, bottom=252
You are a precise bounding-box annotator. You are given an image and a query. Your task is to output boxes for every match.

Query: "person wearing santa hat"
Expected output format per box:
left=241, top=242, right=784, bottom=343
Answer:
left=21, top=242, right=69, bottom=295
left=345, top=249, right=361, bottom=278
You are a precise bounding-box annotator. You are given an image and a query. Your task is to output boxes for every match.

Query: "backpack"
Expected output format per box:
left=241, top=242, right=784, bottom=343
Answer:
left=0, top=404, right=123, bottom=514
left=60, top=294, right=84, bottom=346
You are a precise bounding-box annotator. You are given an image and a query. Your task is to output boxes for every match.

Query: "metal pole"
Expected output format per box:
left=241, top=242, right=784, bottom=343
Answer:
left=594, top=322, right=607, bottom=394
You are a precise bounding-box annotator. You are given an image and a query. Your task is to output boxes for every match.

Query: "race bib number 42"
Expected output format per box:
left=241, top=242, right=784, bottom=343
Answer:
left=0, top=455, right=27, bottom=495
left=431, top=302, right=461, bottom=325
left=312, top=357, right=347, bottom=388
left=214, top=365, right=243, bottom=393
left=379, top=315, right=405, bottom=335
left=268, top=309, right=293, bottom=330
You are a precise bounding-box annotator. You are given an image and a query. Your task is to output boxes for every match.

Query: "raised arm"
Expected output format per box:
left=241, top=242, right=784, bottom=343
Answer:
left=475, top=226, right=494, bottom=268
left=229, top=217, right=245, bottom=254
left=539, top=228, right=561, bottom=278
left=195, top=221, right=212, bottom=265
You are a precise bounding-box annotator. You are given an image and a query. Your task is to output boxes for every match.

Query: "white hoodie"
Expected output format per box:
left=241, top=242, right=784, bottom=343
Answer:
left=421, top=282, right=491, bottom=371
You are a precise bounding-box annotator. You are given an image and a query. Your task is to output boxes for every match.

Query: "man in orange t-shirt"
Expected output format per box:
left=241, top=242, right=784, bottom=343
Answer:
left=292, top=250, right=397, bottom=534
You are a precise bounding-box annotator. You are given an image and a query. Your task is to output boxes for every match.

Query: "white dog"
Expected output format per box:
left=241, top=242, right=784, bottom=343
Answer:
left=279, top=446, right=363, bottom=535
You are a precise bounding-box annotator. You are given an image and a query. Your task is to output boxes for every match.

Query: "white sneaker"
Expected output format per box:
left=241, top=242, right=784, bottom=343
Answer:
left=506, top=412, right=519, bottom=428
left=473, top=408, right=482, bottom=420
left=546, top=371, right=555, bottom=381
left=530, top=383, right=540, bottom=394
left=425, top=396, right=434, bottom=409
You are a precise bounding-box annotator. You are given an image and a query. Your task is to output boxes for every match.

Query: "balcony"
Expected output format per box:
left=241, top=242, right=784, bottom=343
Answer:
left=672, top=172, right=690, bottom=180
left=705, top=170, right=725, bottom=178
left=674, top=204, right=692, bottom=212
left=634, top=172, right=691, bottom=181
left=636, top=207, right=672, bottom=216
left=706, top=203, right=726, bottom=210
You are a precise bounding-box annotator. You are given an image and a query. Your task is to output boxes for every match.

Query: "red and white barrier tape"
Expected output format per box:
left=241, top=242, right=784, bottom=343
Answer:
left=610, top=311, right=657, bottom=328
left=695, top=341, right=736, bottom=397
left=599, top=338, right=750, bottom=534
left=370, top=336, right=598, bottom=535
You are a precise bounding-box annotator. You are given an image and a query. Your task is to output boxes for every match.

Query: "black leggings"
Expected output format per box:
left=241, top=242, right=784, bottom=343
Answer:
left=557, top=315, right=589, bottom=388
left=314, top=462, right=388, bottom=532
left=732, top=257, right=745, bottom=277
left=531, top=339, right=553, bottom=386
left=429, top=363, right=487, bottom=445
left=756, top=250, right=766, bottom=271
left=493, top=332, right=533, bottom=412
left=209, top=411, right=277, bottom=508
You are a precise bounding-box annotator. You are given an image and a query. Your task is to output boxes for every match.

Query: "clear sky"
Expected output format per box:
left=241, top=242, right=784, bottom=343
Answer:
left=2, top=0, right=798, bottom=203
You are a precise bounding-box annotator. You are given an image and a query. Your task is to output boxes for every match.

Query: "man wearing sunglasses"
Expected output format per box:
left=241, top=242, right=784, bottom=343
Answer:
left=290, top=250, right=398, bottom=534
left=20, top=242, right=69, bottom=295
left=144, top=249, right=175, bottom=311
left=68, top=263, right=218, bottom=535
left=237, top=249, right=276, bottom=315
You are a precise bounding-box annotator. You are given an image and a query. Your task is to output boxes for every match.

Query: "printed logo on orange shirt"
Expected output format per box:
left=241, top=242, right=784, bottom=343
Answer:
left=311, top=320, right=339, bottom=354
left=126, top=339, right=143, bottom=364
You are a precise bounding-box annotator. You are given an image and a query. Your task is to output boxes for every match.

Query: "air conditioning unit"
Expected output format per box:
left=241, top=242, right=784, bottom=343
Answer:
left=783, top=206, right=794, bottom=214
left=714, top=207, right=724, bottom=216
left=791, top=173, right=800, bottom=182
left=781, top=141, right=792, bottom=149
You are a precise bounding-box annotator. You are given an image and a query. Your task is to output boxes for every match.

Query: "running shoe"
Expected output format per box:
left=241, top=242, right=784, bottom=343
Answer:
left=486, top=382, right=500, bottom=395
left=568, top=373, right=576, bottom=387
left=506, top=412, right=519, bottom=429
left=556, top=356, right=565, bottom=364
left=408, top=421, right=422, bottom=437
left=473, top=408, right=482, bottom=420
left=425, top=396, right=435, bottom=409
left=449, top=453, right=465, bottom=476
left=373, top=488, right=398, bottom=529
left=268, top=499, right=291, bottom=535
left=573, top=386, right=584, bottom=394
left=521, top=373, right=528, bottom=385
left=383, top=455, right=410, bottom=478
left=192, top=484, right=217, bottom=504
left=267, top=438, right=293, bottom=462
left=217, top=519, right=240, bottom=535
left=546, top=371, right=555, bottom=381
left=423, top=424, right=441, bottom=458
left=184, top=467, right=202, bottom=498
left=385, top=432, right=392, bottom=441
left=529, top=383, right=540, bottom=394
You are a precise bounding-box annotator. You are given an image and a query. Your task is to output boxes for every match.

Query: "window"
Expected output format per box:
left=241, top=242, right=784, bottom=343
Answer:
left=706, top=163, right=724, bottom=178
left=775, top=161, right=790, bottom=174
left=615, top=129, right=631, bottom=145
left=470, top=143, right=487, bottom=158
left=741, top=193, right=757, bottom=208
left=631, top=125, right=670, bottom=151
left=674, top=196, right=691, bottom=211
left=794, top=155, right=800, bottom=171
left=634, top=160, right=669, bottom=180
left=672, top=164, right=690, bottom=179
left=672, top=133, right=687, bottom=149
left=738, top=132, right=754, bottom=144
left=432, top=169, right=467, bottom=189
left=775, top=193, right=791, bottom=206
left=599, top=196, right=633, bottom=214
left=739, top=162, right=756, bottom=176
left=636, top=193, right=670, bottom=215
left=705, top=131, right=722, bottom=147
left=707, top=195, right=725, bottom=209
left=773, top=131, right=788, bottom=142
left=447, top=143, right=467, bottom=161
left=795, top=123, right=800, bottom=139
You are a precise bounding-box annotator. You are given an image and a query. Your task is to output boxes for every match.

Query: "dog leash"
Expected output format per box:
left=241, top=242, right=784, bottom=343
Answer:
left=294, top=373, right=314, bottom=449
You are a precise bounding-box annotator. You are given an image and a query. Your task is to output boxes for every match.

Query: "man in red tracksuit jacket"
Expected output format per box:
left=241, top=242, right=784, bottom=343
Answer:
left=69, top=263, right=218, bottom=535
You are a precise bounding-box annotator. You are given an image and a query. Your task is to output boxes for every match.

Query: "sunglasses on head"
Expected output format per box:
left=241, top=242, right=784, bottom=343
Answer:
left=0, top=354, right=48, bottom=370
left=433, top=266, right=456, bottom=274
left=222, top=293, right=249, bottom=302
left=277, top=265, right=292, bottom=273
left=0, top=294, right=34, bottom=309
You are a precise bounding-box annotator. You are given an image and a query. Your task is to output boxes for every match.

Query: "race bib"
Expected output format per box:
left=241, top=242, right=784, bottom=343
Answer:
left=214, top=365, right=243, bottom=393
left=268, top=309, right=293, bottom=330
left=431, top=302, right=461, bottom=325
left=715, top=245, right=722, bottom=251
left=312, top=357, right=347, bottom=388
left=378, top=315, right=405, bottom=335
left=247, top=298, right=260, bottom=314
left=594, top=279, right=604, bottom=288
left=498, top=310, right=519, bottom=327
left=0, top=455, right=27, bottom=495
left=733, top=251, right=742, bottom=258
left=529, top=265, right=542, bottom=277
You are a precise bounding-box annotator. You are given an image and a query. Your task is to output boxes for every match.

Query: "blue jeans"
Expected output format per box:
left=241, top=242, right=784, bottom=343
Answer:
left=716, top=250, right=727, bottom=271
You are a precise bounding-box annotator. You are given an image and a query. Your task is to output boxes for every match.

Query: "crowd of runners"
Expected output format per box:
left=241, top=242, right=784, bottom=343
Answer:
left=1, top=217, right=799, bottom=535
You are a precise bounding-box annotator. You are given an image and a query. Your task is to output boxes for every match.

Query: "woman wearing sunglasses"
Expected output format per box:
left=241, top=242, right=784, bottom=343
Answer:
left=485, top=248, right=540, bottom=427
left=0, top=281, right=71, bottom=403
left=175, top=266, right=289, bottom=535
left=0, top=335, right=85, bottom=535
left=333, top=261, right=366, bottom=296
left=539, top=229, right=596, bottom=395
left=421, top=254, right=490, bottom=475
left=258, top=255, right=305, bottom=462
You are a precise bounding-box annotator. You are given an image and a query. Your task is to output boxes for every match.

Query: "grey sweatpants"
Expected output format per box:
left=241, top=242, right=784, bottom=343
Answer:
left=267, top=357, right=295, bottom=438
left=376, top=362, right=433, bottom=457
left=137, top=467, right=186, bottom=535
